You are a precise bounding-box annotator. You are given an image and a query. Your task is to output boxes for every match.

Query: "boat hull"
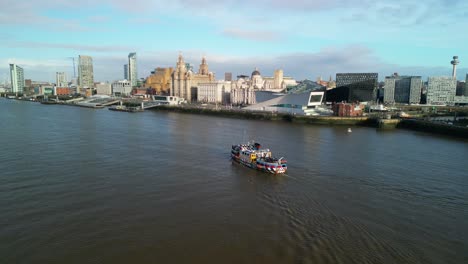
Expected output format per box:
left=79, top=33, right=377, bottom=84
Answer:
left=231, top=154, right=287, bottom=174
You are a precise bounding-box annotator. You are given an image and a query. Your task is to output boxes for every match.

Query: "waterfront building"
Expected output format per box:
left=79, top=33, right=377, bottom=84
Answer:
left=144, top=67, right=173, bottom=94
left=225, top=72, right=232, bottom=82
left=56, top=87, right=73, bottom=96
left=95, top=83, right=112, bottom=95
left=78, top=55, right=94, bottom=89
left=332, top=103, right=364, bottom=117
left=456, top=81, right=466, bottom=96
left=246, top=68, right=296, bottom=92
left=465, top=74, right=468, bottom=96
left=171, top=54, right=215, bottom=102
left=112, top=80, right=132, bottom=96
left=426, top=77, right=457, bottom=105
left=128, top=52, right=137, bottom=87
left=384, top=74, right=422, bottom=104
left=316, top=76, right=337, bottom=90
left=230, top=76, right=256, bottom=105
left=56, top=72, right=68, bottom=87
left=326, top=73, right=378, bottom=103
left=124, top=64, right=129, bottom=80
left=197, top=81, right=231, bottom=104
left=243, top=91, right=331, bottom=116
left=9, top=64, right=25, bottom=93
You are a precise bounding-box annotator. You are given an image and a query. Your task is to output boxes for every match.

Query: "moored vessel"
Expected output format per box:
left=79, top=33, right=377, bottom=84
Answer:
left=231, top=141, right=287, bottom=174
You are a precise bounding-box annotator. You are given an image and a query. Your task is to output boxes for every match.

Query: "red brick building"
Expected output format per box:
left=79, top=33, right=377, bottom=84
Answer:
left=332, top=103, right=363, bottom=117
left=56, top=87, right=73, bottom=96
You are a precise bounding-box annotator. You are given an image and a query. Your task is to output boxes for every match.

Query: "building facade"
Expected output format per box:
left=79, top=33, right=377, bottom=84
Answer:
left=465, top=74, right=468, bottom=96
left=384, top=75, right=422, bottom=104
left=124, top=64, right=129, bottom=80
left=128, top=52, right=137, bottom=87
left=197, top=81, right=231, bottom=104
left=95, top=83, right=112, bottom=95
left=426, top=77, right=457, bottom=105
left=327, top=73, right=378, bottom=103
left=78, top=55, right=94, bottom=89
left=9, top=64, right=25, bottom=93
left=56, top=72, right=67, bottom=87
left=225, top=72, right=232, bottom=82
left=171, top=54, right=215, bottom=102
left=144, top=67, right=173, bottom=94
left=112, top=80, right=132, bottom=96
left=230, top=76, right=252, bottom=105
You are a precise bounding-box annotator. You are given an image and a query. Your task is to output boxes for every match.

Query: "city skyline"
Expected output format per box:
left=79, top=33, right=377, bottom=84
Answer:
left=0, top=0, right=467, bottom=82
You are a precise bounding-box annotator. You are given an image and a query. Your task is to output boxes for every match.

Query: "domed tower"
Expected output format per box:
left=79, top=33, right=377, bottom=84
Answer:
left=198, top=56, right=209, bottom=75
left=251, top=67, right=261, bottom=78
left=251, top=67, right=263, bottom=89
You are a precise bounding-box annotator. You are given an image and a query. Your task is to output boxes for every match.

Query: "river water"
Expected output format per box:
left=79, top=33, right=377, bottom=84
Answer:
left=1, top=99, right=467, bottom=264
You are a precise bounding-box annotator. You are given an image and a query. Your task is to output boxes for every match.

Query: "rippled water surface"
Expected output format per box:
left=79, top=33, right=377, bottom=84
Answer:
left=1, top=99, right=467, bottom=264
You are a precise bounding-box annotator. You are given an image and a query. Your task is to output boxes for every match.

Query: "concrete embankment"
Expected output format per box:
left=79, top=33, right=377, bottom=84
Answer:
left=152, top=106, right=370, bottom=126
left=398, top=119, right=468, bottom=139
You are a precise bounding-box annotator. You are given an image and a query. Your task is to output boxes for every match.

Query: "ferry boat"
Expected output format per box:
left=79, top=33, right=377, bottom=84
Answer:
left=231, top=141, right=287, bottom=174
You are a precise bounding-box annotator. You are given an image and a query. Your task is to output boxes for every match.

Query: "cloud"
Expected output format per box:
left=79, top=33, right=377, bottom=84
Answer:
left=1, top=41, right=133, bottom=53
left=222, top=28, right=281, bottom=42
left=3, top=45, right=465, bottom=83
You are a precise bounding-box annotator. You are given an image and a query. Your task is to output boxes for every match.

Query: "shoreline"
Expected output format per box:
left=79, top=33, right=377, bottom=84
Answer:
left=2, top=97, right=467, bottom=139
left=150, top=105, right=468, bottom=139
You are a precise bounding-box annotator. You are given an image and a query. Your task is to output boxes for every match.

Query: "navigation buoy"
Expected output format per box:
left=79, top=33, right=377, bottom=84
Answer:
left=348, top=128, right=352, bottom=133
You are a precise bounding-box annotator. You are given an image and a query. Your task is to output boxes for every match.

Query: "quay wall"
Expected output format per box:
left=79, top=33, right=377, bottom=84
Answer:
left=398, top=119, right=468, bottom=139
left=152, top=106, right=370, bottom=126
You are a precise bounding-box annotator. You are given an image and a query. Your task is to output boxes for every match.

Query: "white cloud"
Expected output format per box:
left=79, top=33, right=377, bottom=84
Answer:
left=2, top=45, right=465, bottom=83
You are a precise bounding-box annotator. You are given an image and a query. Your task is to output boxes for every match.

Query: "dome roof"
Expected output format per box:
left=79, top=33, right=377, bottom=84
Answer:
left=251, top=68, right=261, bottom=76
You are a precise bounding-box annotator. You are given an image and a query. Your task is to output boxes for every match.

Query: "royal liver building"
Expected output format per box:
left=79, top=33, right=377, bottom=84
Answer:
left=171, top=53, right=214, bottom=102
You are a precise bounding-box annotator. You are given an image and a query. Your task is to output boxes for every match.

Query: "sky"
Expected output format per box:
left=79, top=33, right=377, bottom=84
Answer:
left=1, top=0, right=467, bottom=83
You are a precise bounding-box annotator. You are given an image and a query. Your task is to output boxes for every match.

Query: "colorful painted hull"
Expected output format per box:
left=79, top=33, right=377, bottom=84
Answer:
left=231, top=151, right=287, bottom=174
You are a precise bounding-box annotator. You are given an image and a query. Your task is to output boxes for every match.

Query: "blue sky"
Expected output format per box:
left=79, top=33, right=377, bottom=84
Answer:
left=1, top=0, right=467, bottom=83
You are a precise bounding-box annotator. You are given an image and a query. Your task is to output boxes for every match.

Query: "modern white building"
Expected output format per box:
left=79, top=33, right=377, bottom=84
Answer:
left=9, top=64, right=25, bottom=93
left=128, top=52, right=137, bottom=87
left=78, top=55, right=94, bottom=89
left=112, top=80, right=132, bottom=96
left=243, top=91, right=331, bottom=116
left=197, top=81, right=231, bottom=104
left=56, top=72, right=68, bottom=87
left=427, top=77, right=457, bottom=105
left=95, top=83, right=112, bottom=95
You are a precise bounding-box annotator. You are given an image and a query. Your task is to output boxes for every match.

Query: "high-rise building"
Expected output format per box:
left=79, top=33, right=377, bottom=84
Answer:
left=78, top=55, right=94, bottom=89
left=124, top=64, right=129, bottom=80
left=426, top=77, right=457, bottom=105
left=456, top=81, right=466, bottom=96
left=326, top=73, right=378, bottom=103
left=56, top=72, right=67, bottom=87
left=9, top=64, right=25, bottom=93
left=225, top=72, right=232, bottom=82
left=464, top=74, right=468, bottom=96
left=384, top=74, right=421, bottom=104
left=128, top=52, right=137, bottom=87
